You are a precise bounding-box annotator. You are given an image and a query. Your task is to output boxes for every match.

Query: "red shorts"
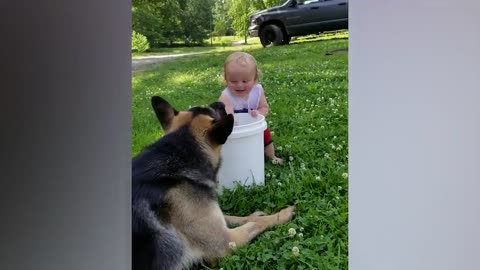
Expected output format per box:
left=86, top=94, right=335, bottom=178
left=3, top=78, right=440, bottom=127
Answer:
left=264, top=128, right=273, bottom=147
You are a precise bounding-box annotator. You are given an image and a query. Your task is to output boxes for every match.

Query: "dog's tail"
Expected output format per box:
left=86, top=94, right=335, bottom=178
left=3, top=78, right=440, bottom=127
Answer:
left=132, top=200, right=183, bottom=270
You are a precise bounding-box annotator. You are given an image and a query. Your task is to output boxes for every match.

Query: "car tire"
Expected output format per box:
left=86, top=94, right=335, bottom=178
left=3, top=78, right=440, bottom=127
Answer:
left=282, top=34, right=291, bottom=45
left=259, top=24, right=284, bottom=47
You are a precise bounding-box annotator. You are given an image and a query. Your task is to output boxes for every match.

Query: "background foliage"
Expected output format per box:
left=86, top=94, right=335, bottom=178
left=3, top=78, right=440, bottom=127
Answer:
left=132, top=0, right=288, bottom=48
left=132, top=31, right=150, bottom=53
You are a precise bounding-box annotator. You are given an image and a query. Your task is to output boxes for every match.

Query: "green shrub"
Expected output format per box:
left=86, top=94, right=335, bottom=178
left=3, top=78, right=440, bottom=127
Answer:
left=132, top=31, right=150, bottom=53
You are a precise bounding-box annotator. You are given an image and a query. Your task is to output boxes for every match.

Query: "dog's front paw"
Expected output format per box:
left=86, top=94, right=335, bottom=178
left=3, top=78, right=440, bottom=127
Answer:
left=277, top=206, right=296, bottom=224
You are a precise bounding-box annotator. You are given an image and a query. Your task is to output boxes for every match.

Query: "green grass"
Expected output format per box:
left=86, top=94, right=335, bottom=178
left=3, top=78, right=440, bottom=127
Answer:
left=132, top=46, right=228, bottom=58
left=203, top=35, right=258, bottom=46
left=132, top=36, right=262, bottom=58
left=132, top=31, right=347, bottom=58
left=290, top=30, right=349, bottom=44
left=132, top=37, right=348, bottom=269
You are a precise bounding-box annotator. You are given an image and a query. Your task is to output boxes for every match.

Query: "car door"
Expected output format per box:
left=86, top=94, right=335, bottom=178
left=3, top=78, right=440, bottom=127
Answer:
left=303, top=0, right=348, bottom=33
left=282, top=1, right=314, bottom=35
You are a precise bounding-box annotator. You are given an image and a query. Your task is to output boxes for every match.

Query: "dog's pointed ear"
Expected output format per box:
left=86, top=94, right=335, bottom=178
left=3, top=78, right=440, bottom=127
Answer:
left=209, top=101, right=227, bottom=119
left=208, top=114, right=234, bottom=145
left=151, top=96, right=178, bottom=131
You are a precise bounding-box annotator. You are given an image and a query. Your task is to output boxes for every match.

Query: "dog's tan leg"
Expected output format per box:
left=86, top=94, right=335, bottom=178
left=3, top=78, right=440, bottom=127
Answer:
left=169, top=185, right=295, bottom=265
left=205, top=206, right=295, bottom=261
left=226, top=206, right=295, bottom=248
left=224, top=211, right=266, bottom=227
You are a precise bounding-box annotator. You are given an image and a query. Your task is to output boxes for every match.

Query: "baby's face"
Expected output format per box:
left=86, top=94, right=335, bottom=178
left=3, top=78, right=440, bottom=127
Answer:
left=225, top=61, right=257, bottom=98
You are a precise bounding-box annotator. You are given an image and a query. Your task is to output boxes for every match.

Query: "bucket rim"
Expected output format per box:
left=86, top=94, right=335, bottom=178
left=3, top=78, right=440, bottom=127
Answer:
left=228, top=113, right=267, bottom=139
left=232, top=113, right=265, bottom=131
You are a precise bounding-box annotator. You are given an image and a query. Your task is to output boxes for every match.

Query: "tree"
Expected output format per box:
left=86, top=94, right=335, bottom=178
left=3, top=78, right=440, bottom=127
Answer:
left=132, top=0, right=182, bottom=46
left=228, top=0, right=255, bottom=44
left=178, top=0, right=215, bottom=44
left=251, top=0, right=267, bottom=10
left=212, top=0, right=232, bottom=36
left=226, top=0, right=286, bottom=44
left=263, top=0, right=286, bottom=7
left=133, top=0, right=215, bottom=46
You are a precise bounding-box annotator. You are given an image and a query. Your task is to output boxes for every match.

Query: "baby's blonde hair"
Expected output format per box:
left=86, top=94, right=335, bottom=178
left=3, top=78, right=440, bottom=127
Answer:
left=224, top=52, right=260, bottom=79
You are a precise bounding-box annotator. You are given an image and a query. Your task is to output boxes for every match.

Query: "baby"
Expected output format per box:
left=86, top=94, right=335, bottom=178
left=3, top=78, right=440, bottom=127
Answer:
left=218, top=52, right=283, bottom=164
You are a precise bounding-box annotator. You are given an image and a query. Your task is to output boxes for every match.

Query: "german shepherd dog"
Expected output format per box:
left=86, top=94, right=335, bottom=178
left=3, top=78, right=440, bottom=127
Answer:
left=132, top=96, right=295, bottom=270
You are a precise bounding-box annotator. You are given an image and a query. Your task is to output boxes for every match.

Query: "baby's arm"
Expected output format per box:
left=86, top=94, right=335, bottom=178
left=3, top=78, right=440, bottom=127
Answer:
left=256, top=86, right=270, bottom=117
left=219, top=93, right=234, bottom=115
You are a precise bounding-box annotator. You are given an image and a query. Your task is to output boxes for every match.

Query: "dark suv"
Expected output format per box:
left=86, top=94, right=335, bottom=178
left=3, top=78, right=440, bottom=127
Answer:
left=248, top=0, right=348, bottom=47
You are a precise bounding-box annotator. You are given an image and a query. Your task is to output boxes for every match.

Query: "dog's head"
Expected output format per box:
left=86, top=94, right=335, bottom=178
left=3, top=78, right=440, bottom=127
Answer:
left=151, top=96, right=234, bottom=156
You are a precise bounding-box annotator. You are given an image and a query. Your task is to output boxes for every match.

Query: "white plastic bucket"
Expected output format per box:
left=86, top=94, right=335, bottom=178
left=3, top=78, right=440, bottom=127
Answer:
left=217, top=113, right=267, bottom=190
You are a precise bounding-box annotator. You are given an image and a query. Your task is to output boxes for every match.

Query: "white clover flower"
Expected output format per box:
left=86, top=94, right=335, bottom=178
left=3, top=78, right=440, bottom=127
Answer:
left=266, top=173, right=271, bottom=178
left=288, top=228, right=296, bottom=238
left=338, top=186, right=342, bottom=190
left=289, top=156, right=294, bottom=161
left=277, top=182, right=283, bottom=187
left=342, top=173, right=348, bottom=179
left=277, top=146, right=283, bottom=151
left=299, top=227, right=304, bottom=232
left=297, top=233, right=304, bottom=238
left=292, top=246, right=300, bottom=256
left=333, top=136, right=337, bottom=140
left=300, top=163, right=306, bottom=170
left=315, top=176, right=321, bottom=181
left=336, top=196, right=340, bottom=200
left=286, top=144, right=292, bottom=148
left=324, top=153, right=330, bottom=159
left=228, top=241, right=237, bottom=250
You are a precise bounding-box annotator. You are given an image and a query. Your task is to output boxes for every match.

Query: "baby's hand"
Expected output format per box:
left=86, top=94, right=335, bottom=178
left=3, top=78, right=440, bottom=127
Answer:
left=249, top=109, right=259, bottom=117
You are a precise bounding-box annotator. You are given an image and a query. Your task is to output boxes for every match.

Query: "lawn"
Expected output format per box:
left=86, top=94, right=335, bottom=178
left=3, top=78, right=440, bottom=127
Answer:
left=132, top=36, right=261, bottom=58
left=132, top=37, right=348, bottom=269
left=132, top=30, right=348, bottom=58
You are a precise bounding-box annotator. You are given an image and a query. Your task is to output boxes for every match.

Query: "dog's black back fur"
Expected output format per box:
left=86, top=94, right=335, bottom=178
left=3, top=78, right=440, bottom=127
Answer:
left=132, top=98, right=233, bottom=270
